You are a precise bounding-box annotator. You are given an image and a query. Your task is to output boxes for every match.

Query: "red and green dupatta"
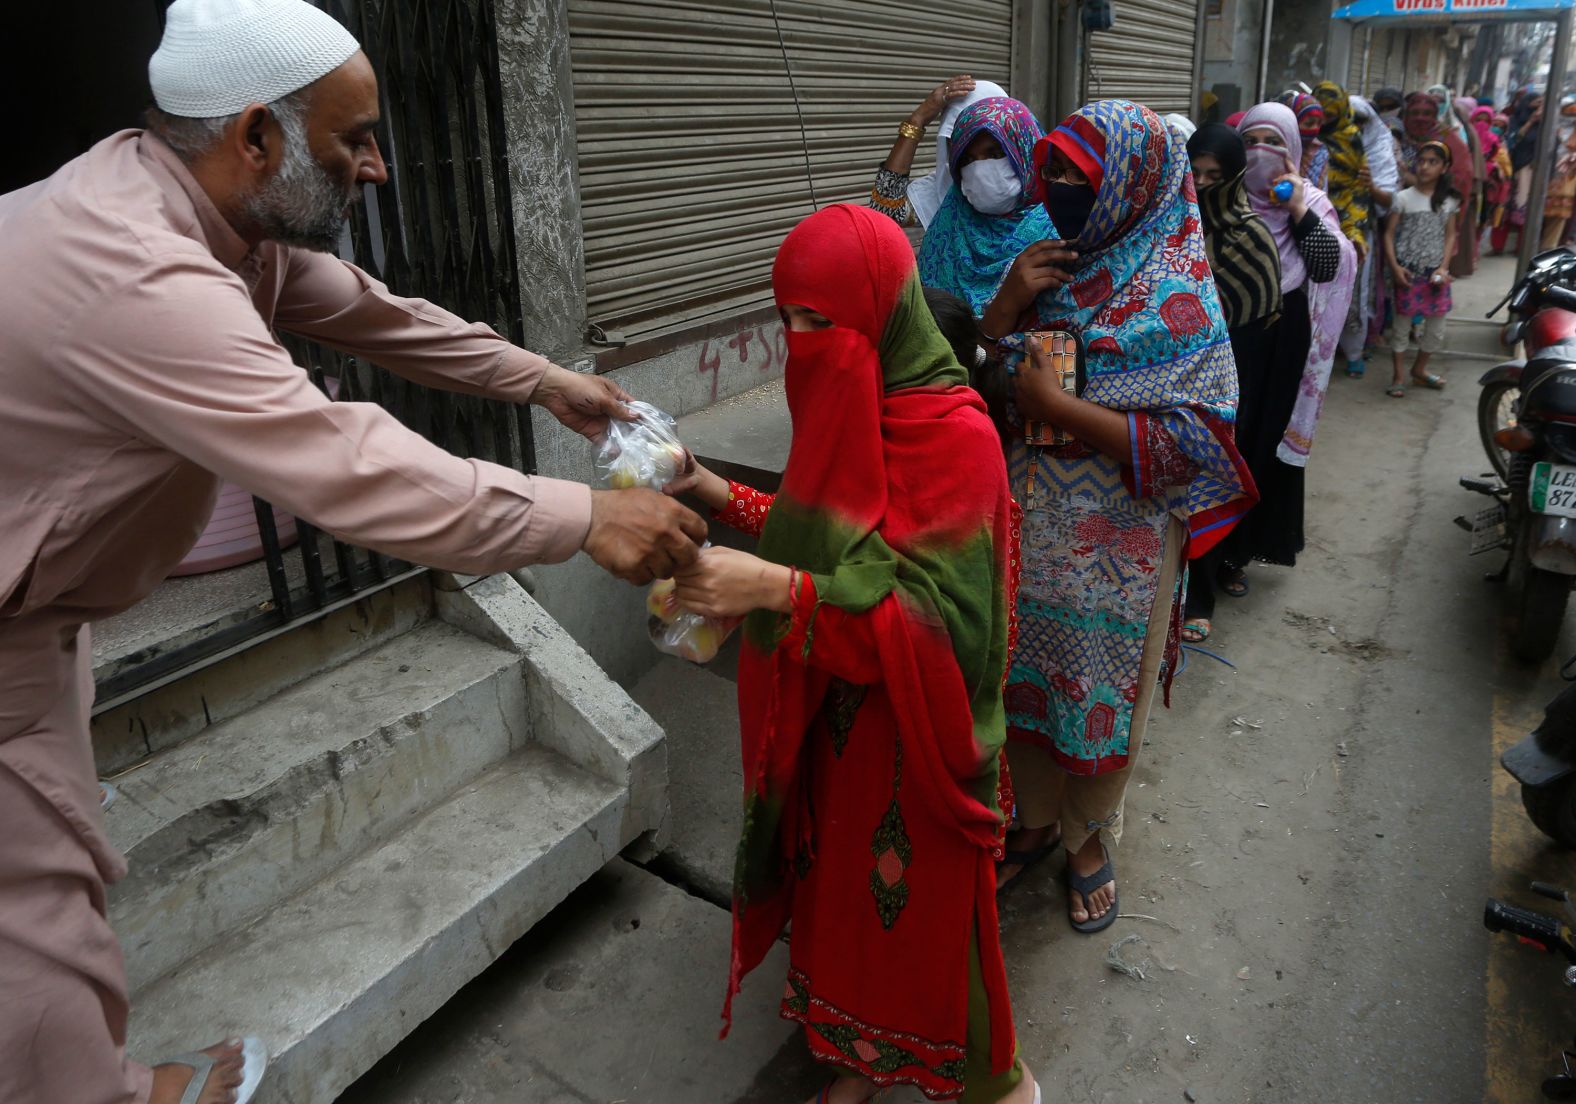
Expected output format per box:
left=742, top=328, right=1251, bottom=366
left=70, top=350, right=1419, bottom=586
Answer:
left=721, top=204, right=1018, bottom=1092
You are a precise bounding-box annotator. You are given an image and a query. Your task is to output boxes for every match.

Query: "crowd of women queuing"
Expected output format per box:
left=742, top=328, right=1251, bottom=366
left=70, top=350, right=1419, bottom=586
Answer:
left=659, top=69, right=1537, bottom=1104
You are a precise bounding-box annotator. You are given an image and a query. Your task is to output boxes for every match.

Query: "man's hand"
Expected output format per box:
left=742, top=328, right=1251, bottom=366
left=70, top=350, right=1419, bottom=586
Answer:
left=583, top=488, right=708, bottom=585
left=533, top=364, right=637, bottom=440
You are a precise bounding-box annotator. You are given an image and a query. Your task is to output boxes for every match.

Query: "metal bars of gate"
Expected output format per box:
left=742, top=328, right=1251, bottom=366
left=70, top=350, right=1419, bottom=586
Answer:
left=96, top=0, right=532, bottom=707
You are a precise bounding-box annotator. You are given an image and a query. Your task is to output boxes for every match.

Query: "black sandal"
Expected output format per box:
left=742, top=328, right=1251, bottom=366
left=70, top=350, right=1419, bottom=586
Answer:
left=1066, top=845, right=1119, bottom=934
left=995, top=828, right=1062, bottom=894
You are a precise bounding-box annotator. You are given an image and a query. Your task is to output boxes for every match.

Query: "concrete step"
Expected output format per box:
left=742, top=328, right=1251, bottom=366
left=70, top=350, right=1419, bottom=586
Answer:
left=629, top=657, right=741, bottom=905
left=337, top=859, right=816, bottom=1104
left=125, top=746, right=628, bottom=1104
left=93, top=575, right=434, bottom=775
left=106, top=618, right=528, bottom=992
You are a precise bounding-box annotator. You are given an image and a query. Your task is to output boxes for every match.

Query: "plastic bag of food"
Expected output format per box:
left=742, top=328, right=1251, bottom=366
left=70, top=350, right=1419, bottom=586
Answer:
left=646, top=577, right=741, bottom=665
left=593, top=401, right=689, bottom=491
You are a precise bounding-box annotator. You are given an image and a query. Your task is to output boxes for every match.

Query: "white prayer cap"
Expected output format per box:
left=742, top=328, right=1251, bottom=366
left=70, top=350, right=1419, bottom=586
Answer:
left=149, top=0, right=361, bottom=117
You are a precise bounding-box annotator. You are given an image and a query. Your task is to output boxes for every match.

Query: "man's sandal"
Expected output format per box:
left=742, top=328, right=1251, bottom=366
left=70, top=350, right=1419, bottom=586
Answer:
left=1066, top=845, right=1120, bottom=934
left=1410, top=372, right=1446, bottom=390
left=155, top=1038, right=268, bottom=1104
left=1182, top=617, right=1211, bottom=643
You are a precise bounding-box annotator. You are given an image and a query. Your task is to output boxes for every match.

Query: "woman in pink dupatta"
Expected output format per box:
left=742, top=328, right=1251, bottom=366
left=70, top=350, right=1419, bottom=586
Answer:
left=1223, top=103, right=1357, bottom=579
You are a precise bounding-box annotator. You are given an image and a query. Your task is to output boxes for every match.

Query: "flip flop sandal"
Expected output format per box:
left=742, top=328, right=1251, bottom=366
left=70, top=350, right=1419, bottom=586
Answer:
left=1066, top=846, right=1119, bottom=934
left=99, top=781, right=118, bottom=811
left=1387, top=384, right=1406, bottom=398
left=1411, top=372, right=1446, bottom=390
left=156, top=1037, right=268, bottom=1104
left=1182, top=617, right=1211, bottom=643
left=1219, top=571, right=1249, bottom=598
left=1346, top=360, right=1366, bottom=379
left=996, top=829, right=1063, bottom=894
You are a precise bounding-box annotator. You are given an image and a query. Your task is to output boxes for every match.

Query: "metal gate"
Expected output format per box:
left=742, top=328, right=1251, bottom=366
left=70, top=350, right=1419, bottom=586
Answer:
left=98, top=0, right=531, bottom=707
left=1085, top=0, right=1202, bottom=116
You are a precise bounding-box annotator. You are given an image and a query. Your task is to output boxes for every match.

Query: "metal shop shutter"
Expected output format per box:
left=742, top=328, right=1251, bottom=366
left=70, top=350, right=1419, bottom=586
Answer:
left=1348, top=30, right=1368, bottom=93
left=1084, top=0, right=1201, bottom=117
left=568, top=0, right=1014, bottom=341
left=1384, top=32, right=1411, bottom=90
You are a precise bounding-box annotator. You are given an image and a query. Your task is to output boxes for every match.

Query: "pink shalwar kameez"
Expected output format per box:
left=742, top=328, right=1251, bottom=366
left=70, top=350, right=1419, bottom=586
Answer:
left=0, top=130, right=594, bottom=1104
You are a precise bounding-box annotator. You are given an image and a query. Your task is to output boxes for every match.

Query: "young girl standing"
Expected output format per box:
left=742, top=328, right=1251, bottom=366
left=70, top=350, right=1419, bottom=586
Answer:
left=1383, top=140, right=1460, bottom=397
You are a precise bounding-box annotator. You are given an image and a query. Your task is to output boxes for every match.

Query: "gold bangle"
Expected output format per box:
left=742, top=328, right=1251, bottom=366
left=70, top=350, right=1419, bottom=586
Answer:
left=898, top=121, right=924, bottom=141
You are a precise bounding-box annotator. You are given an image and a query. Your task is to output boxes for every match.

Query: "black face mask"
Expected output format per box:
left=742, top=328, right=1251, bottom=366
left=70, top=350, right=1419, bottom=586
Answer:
left=1043, top=182, right=1097, bottom=242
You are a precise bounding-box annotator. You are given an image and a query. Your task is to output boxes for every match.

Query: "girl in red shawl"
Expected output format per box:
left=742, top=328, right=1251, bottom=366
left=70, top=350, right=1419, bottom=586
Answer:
left=1476, top=104, right=1515, bottom=250
left=668, top=203, right=1037, bottom=1104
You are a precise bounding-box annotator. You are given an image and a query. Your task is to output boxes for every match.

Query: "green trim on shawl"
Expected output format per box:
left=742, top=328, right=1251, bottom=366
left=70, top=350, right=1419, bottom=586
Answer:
left=880, top=270, right=970, bottom=393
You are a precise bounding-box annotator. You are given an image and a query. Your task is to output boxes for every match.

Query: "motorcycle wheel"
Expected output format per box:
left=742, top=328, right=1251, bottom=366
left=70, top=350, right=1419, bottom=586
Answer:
left=1478, top=378, right=1520, bottom=484
left=1522, top=780, right=1576, bottom=848
left=1512, top=564, right=1573, bottom=663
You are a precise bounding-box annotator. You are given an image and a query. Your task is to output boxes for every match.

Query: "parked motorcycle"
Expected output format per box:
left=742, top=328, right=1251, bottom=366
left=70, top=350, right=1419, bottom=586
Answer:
left=1484, top=883, right=1576, bottom=1098
left=1503, top=670, right=1576, bottom=847
left=1460, top=248, right=1576, bottom=662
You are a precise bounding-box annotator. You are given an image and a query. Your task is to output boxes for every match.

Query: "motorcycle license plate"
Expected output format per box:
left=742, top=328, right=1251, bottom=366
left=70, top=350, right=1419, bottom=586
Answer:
left=1530, top=462, right=1576, bottom=517
left=1466, top=504, right=1508, bottom=555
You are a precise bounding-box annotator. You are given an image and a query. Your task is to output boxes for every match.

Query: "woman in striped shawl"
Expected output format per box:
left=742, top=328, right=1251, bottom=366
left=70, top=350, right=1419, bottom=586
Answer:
left=1182, top=124, right=1282, bottom=641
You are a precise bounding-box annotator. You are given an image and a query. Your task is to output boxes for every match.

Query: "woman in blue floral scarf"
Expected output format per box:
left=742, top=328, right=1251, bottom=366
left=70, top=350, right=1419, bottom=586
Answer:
left=980, top=100, right=1253, bottom=932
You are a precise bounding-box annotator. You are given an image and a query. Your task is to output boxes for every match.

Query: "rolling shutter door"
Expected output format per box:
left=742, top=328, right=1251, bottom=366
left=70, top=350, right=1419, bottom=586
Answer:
left=1348, top=29, right=1368, bottom=93
left=568, top=0, right=1014, bottom=341
left=1084, top=0, right=1201, bottom=116
left=1385, top=32, right=1411, bottom=90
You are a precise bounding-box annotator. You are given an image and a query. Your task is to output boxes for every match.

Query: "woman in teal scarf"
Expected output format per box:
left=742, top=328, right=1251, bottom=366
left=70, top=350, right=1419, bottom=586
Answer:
left=915, top=97, right=1058, bottom=315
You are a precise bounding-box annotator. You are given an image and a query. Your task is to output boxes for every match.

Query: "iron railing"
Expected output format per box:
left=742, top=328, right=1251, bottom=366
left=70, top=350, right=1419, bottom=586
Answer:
left=98, top=0, right=531, bottom=705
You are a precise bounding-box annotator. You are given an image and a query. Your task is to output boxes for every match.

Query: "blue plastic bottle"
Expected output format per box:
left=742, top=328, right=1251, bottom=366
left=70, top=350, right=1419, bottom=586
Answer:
left=1272, top=180, right=1294, bottom=203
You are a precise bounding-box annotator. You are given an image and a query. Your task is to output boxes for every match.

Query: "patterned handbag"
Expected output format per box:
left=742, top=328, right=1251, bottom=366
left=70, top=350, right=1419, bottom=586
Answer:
left=1022, top=329, right=1086, bottom=448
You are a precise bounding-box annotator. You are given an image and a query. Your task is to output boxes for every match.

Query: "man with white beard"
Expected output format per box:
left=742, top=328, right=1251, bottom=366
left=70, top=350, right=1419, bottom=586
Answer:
left=0, top=1, right=706, bottom=1101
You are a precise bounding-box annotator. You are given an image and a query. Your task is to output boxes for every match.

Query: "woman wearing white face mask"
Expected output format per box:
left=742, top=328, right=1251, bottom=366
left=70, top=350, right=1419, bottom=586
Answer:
left=871, top=75, right=1004, bottom=228
left=906, top=97, right=1061, bottom=315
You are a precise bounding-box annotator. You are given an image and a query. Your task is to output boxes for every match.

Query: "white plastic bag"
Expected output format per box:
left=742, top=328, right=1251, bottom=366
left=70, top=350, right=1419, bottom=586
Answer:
left=593, top=401, right=688, bottom=491
left=646, top=577, right=741, bottom=665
